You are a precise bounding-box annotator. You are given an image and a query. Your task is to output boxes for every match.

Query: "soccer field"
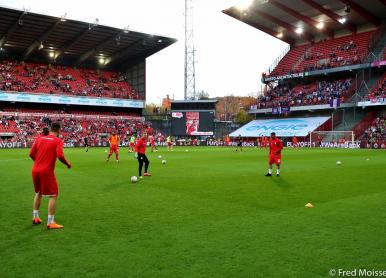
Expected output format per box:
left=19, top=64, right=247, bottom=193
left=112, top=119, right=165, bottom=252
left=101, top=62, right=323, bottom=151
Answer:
left=1, top=147, right=386, bottom=278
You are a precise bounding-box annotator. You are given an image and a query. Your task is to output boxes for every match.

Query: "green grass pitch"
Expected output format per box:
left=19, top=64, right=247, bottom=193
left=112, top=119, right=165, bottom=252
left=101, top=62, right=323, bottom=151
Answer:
left=1, top=147, right=386, bottom=278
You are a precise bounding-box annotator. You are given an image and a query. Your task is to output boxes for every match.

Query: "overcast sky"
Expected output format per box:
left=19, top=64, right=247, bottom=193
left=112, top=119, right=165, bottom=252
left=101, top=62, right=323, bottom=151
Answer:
left=0, top=0, right=287, bottom=104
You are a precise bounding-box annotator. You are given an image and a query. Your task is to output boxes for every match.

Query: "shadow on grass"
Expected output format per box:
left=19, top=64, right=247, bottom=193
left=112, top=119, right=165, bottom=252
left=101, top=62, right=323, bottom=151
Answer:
left=270, top=176, right=292, bottom=190
left=102, top=181, right=130, bottom=192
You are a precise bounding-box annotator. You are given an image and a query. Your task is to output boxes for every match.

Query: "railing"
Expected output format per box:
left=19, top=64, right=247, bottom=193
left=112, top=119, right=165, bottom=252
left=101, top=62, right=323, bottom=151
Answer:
left=264, top=45, right=291, bottom=75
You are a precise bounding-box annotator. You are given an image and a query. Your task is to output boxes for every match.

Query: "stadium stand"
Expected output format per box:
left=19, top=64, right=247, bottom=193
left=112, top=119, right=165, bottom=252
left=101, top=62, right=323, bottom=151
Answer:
left=0, top=60, right=139, bottom=100
left=251, top=78, right=353, bottom=109
left=362, top=115, right=386, bottom=145
left=267, top=31, right=374, bottom=76
left=0, top=112, right=164, bottom=146
left=368, top=72, right=386, bottom=101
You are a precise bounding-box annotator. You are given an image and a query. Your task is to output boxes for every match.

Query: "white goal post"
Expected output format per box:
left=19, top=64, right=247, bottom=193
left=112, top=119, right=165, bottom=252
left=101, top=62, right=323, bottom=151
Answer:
left=309, top=131, right=355, bottom=145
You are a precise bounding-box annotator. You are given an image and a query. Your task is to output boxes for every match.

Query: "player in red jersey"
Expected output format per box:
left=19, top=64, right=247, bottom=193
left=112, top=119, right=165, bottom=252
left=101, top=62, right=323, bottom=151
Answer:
left=261, top=136, right=267, bottom=148
left=149, top=135, right=157, bottom=152
left=135, top=133, right=151, bottom=178
left=29, top=123, right=71, bottom=229
left=106, top=131, right=120, bottom=162
left=265, top=132, right=283, bottom=177
left=292, top=136, right=298, bottom=149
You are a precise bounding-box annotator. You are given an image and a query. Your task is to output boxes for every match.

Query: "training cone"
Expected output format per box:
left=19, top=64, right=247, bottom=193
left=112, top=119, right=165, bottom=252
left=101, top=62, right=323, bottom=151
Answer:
left=305, top=202, right=314, bottom=208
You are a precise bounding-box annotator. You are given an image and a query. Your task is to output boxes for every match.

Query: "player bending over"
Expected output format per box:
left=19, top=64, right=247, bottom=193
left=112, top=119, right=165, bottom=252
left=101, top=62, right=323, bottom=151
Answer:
left=107, top=131, right=120, bottom=162
left=235, top=135, right=243, bottom=152
left=29, top=123, right=72, bottom=229
left=265, top=132, right=283, bottom=177
left=136, top=133, right=151, bottom=178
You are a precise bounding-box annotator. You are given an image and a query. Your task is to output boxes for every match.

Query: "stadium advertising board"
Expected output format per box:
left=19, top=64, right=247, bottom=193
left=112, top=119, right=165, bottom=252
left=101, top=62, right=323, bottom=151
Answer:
left=171, top=111, right=214, bottom=136
left=286, top=141, right=361, bottom=149
left=0, top=91, right=144, bottom=108
left=263, top=72, right=304, bottom=82
left=230, top=117, right=330, bottom=137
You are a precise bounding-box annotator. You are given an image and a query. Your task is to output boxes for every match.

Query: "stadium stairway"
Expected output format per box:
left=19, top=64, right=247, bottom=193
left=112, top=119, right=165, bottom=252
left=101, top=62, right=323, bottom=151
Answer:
left=334, top=109, right=367, bottom=131
left=323, top=109, right=367, bottom=141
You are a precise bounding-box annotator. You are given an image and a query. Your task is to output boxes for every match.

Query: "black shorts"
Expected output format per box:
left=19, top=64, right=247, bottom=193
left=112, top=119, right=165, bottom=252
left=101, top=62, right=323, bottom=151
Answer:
left=237, top=142, right=242, bottom=147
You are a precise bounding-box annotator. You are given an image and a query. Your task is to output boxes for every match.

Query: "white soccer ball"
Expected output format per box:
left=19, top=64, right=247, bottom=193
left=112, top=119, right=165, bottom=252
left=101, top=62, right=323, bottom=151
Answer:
left=336, top=161, right=342, bottom=166
left=185, top=149, right=189, bottom=152
left=131, top=176, right=138, bottom=183
left=158, top=155, right=162, bottom=159
left=162, top=160, right=167, bottom=164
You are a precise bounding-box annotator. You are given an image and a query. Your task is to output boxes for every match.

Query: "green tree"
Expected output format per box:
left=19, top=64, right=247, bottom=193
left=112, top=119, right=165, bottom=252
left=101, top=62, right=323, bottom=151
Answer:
left=234, top=109, right=253, bottom=125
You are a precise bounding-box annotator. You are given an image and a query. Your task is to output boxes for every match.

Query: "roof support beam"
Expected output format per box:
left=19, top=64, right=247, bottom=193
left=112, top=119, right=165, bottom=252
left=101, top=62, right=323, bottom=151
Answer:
left=301, top=0, right=357, bottom=34
left=55, top=28, right=90, bottom=60
left=223, top=9, right=294, bottom=44
left=0, top=11, right=27, bottom=47
left=23, top=20, right=61, bottom=60
left=75, top=32, right=122, bottom=66
left=269, top=0, right=334, bottom=38
left=339, top=0, right=381, bottom=26
left=251, top=9, right=314, bottom=42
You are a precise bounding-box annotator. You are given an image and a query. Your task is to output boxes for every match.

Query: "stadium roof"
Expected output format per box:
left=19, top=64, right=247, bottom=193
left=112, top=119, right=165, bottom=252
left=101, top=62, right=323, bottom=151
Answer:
left=0, top=6, right=177, bottom=70
left=223, top=0, right=386, bottom=45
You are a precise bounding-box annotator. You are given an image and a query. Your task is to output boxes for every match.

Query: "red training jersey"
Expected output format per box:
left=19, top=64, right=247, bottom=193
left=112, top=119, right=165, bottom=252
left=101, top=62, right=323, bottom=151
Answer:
left=136, top=137, right=147, bottom=154
left=109, top=135, right=119, bottom=146
left=269, top=137, right=283, bottom=155
left=29, top=134, right=70, bottom=172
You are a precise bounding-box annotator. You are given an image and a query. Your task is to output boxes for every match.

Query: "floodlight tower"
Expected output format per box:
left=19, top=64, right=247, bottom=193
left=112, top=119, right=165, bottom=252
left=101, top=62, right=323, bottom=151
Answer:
left=184, top=0, right=196, bottom=100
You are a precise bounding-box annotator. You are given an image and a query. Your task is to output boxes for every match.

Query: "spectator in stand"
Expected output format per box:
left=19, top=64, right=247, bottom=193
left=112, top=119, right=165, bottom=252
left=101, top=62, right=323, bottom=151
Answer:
left=363, top=116, right=385, bottom=146
left=0, top=111, right=165, bottom=147
left=0, top=59, right=140, bottom=100
left=252, top=79, right=352, bottom=110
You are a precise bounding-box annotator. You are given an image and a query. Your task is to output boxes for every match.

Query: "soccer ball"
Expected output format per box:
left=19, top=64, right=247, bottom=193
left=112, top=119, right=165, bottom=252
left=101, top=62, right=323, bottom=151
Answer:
left=158, top=155, right=162, bottom=159
left=131, top=176, right=138, bottom=183
left=162, top=160, right=167, bottom=164
left=185, top=149, right=189, bottom=152
left=336, top=161, right=342, bottom=166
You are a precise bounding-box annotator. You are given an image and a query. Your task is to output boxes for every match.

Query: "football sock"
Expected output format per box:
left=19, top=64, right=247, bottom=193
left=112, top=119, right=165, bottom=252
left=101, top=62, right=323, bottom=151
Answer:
left=33, top=210, right=39, bottom=218
left=268, top=169, right=272, bottom=174
left=277, top=169, right=280, bottom=175
left=47, top=215, right=55, bottom=224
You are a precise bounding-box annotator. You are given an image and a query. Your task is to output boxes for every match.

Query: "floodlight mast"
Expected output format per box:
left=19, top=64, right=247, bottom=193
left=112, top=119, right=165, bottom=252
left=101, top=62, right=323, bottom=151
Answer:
left=184, top=0, right=196, bottom=100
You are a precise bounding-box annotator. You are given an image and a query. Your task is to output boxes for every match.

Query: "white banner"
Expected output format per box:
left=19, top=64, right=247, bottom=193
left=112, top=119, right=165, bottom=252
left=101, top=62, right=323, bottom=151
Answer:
left=230, top=117, right=330, bottom=137
left=0, top=91, right=144, bottom=108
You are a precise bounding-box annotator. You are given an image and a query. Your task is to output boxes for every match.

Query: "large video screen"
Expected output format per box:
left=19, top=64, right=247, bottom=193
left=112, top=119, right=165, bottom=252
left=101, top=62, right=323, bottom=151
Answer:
left=171, top=111, right=214, bottom=136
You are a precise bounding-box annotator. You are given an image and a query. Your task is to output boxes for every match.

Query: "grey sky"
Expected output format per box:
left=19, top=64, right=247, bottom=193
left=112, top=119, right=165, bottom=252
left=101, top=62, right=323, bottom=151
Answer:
left=0, top=0, right=288, bottom=104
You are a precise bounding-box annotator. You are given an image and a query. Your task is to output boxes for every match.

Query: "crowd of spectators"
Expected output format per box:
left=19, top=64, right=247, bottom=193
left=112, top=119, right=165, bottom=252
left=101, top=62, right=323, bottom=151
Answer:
left=302, top=40, right=361, bottom=72
left=0, top=113, right=165, bottom=146
left=266, top=31, right=372, bottom=77
left=362, top=116, right=385, bottom=144
left=252, top=78, right=352, bottom=109
left=0, top=60, right=140, bottom=99
left=368, top=74, right=386, bottom=101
